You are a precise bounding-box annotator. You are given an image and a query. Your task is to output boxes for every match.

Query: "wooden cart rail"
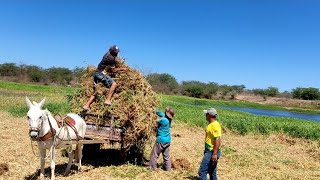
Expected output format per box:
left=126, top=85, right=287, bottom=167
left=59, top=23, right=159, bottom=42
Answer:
left=79, top=112, right=124, bottom=145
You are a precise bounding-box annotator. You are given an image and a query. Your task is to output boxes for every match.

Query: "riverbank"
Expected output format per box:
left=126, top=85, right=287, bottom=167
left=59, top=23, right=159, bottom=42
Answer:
left=236, top=94, right=320, bottom=113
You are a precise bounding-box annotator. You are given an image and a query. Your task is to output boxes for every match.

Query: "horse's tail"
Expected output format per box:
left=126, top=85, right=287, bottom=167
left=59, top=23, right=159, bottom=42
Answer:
left=80, top=119, right=87, bottom=138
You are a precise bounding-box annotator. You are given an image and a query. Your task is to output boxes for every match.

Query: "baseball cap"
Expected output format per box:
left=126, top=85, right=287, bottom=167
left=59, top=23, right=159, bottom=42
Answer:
left=165, top=107, right=175, bottom=119
left=110, top=45, right=120, bottom=53
left=203, top=108, right=217, bottom=116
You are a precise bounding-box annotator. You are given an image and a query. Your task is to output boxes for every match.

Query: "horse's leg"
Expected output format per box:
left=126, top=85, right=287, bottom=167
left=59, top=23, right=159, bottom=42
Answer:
left=75, top=145, right=79, bottom=163
left=76, top=144, right=84, bottom=170
left=64, top=147, right=74, bottom=176
left=50, top=145, right=56, bottom=180
left=39, top=148, right=46, bottom=178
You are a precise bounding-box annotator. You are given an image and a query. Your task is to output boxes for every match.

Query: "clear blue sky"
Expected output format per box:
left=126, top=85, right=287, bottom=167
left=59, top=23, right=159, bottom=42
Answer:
left=1, top=0, right=319, bottom=92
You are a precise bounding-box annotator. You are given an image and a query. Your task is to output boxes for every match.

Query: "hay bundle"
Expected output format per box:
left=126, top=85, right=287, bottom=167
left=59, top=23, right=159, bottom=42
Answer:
left=69, top=57, right=159, bottom=159
left=172, top=158, right=192, bottom=171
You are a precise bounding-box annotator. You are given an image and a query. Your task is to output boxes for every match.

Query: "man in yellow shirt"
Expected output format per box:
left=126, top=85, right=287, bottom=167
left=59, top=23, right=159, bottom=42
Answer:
left=198, top=108, right=222, bottom=180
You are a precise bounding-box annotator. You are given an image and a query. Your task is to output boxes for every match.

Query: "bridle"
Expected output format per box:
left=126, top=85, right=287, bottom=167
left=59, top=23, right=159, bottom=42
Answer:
left=29, top=126, right=40, bottom=134
left=29, top=117, right=42, bottom=139
left=29, top=113, right=56, bottom=141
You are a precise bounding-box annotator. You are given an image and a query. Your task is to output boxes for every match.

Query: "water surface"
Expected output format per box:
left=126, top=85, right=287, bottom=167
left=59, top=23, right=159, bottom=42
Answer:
left=220, top=106, right=320, bottom=122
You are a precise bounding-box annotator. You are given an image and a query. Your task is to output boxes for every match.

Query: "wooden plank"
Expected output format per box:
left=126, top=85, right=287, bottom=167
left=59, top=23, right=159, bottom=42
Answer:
left=78, top=139, right=109, bottom=144
left=80, top=112, right=119, bottom=118
left=84, top=123, right=123, bottom=141
left=80, top=112, right=108, bottom=117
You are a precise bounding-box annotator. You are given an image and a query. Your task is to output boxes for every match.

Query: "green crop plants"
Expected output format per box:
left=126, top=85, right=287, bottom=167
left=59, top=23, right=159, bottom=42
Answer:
left=8, top=101, right=71, bottom=117
left=0, top=80, right=75, bottom=95
left=161, top=95, right=320, bottom=140
left=163, top=95, right=320, bottom=114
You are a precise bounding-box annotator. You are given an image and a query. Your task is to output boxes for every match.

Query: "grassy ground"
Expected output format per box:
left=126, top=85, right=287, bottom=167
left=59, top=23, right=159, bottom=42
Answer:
left=0, top=80, right=74, bottom=116
left=0, top=111, right=319, bottom=179
left=0, top=81, right=320, bottom=179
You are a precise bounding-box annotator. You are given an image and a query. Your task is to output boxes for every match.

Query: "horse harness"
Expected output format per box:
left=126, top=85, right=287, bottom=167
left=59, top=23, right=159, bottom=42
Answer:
left=38, top=115, right=83, bottom=141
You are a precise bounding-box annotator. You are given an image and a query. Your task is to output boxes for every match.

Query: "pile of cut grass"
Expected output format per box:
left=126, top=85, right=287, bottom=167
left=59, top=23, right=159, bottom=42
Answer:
left=68, top=58, right=159, bottom=162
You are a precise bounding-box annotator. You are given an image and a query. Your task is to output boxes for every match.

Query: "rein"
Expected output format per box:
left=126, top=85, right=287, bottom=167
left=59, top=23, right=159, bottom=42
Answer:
left=39, top=114, right=56, bottom=141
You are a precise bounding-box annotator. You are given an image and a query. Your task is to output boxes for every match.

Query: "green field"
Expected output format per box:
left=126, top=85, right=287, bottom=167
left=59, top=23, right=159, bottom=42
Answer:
left=160, top=95, right=320, bottom=140
left=1, top=80, right=319, bottom=140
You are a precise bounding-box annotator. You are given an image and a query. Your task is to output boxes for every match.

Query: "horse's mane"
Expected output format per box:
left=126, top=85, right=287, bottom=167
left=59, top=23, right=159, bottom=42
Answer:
left=43, top=109, right=52, bottom=116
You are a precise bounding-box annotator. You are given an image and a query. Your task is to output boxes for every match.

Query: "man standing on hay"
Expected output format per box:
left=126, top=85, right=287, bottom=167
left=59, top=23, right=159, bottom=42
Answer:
left=83, top=45, right=126, bottom=110
left=198, top=108, right=222, bottom=180
left=149, top=107, right=175, bottom=171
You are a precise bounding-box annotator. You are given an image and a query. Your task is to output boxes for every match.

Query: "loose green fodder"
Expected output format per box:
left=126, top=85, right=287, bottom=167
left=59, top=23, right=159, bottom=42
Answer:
left=68, top=58, right=159, bottom=160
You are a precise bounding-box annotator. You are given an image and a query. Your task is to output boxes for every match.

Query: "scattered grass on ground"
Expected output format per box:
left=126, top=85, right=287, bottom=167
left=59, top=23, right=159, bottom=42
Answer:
left=1, top=112, right=319, bottom=179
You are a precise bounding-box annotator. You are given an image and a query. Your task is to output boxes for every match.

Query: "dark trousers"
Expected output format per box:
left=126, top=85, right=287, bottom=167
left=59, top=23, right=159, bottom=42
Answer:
left=198, top=149, right=221, bottom=180
left=149, top=142, right=171, bottom=171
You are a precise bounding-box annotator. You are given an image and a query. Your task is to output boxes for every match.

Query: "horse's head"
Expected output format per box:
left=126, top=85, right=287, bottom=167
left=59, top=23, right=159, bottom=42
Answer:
left=26, top=97, right=46, bottom=140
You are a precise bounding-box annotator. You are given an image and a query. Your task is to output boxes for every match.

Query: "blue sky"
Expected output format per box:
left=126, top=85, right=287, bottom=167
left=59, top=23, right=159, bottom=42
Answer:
left=0, top=0, right=319, bottom=92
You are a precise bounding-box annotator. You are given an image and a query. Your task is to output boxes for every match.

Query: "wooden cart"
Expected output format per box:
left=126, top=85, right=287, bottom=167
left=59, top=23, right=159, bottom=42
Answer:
left=78, top=112, right=124, bottom=145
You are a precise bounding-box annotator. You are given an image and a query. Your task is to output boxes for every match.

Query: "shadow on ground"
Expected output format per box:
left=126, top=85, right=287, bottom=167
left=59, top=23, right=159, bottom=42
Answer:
left=24, top=143, right=127, bottom=179
left=184, top=176, right=199, bottom=180
left=82, top=143, right=125, bottom=166
left=24, top=164, right=79, bottom=180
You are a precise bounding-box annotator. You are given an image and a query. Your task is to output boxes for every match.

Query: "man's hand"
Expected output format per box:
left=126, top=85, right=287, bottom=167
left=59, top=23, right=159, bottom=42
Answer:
left=211, top=154, right=218, bottom=161
left=118, top=68, right=127, bottom=72
left=165, top=107, right=170, bottom=112
left=111, top=67, right=127, bottom=73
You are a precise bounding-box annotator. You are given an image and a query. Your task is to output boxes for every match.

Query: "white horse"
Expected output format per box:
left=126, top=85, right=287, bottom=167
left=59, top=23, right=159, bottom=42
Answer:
left=26, top=97, right=87, bottom=180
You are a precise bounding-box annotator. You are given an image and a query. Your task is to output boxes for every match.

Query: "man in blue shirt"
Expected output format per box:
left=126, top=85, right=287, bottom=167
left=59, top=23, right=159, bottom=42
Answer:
left=149, top=107, right=175, bottom=171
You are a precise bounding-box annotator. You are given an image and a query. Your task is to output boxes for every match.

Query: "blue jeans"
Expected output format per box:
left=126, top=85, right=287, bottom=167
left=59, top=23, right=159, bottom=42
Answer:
left=93, top=71, right=114, bottom=88
left=198, top=149, right=221, bottom=180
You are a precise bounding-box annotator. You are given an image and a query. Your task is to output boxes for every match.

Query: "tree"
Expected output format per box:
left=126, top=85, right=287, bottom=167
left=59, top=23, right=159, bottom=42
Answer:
left=26, top=65, right=45, bottom=82
left=47, top=67, right=73, bottom=85
left=265, top=86, right=279, bottom=97
left=292, top=87, right=320, bottom=100
left=146, top=73, right=179, bottom=94
left=0, top=63, right=19, bottom=76
left=232, top=85, right=246, bottom=93
left=219, top=85, right=234, bottom=96
left=181, top=81, right=206, bottom=98
left=301, top=88, right=319, bottom=100
left=292, top=87, right=303, bottom=99
left=203, top=82, right=219, bottom=99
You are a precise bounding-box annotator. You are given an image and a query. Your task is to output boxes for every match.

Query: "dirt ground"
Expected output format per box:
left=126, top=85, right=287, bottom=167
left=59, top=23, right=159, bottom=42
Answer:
left=0, top=111, right=319, bottom=180
left=235, top=94, right=320, bottom=110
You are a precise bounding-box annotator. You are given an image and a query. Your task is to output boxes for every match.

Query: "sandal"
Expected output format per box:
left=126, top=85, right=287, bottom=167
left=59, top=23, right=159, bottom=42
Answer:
left=82, top=107, right=89, bottom=112
left=104, top=102, right=112, bottom=106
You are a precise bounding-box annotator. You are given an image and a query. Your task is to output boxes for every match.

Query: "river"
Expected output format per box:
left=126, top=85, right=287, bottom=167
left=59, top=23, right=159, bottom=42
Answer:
left=220, top=106, right=320, bottom=122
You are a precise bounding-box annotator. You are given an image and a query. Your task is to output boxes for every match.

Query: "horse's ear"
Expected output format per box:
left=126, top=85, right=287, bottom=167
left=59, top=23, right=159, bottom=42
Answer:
left=39, top=97, right=46, bottom=108
left=26, top=96, right=32, bottom=108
